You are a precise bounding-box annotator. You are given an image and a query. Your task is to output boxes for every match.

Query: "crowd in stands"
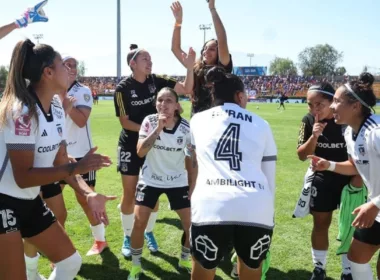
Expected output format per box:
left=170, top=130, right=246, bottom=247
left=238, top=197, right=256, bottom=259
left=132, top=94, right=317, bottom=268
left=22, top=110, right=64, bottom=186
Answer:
left=79, top=75, right=354, bottom=97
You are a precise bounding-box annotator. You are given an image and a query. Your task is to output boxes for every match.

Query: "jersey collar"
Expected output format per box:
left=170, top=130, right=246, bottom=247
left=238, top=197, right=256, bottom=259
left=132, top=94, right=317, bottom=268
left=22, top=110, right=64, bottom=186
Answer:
left=352, top=114, right=372, bottom=141
left=67, top=80, right=77, bottom=92
left=163, top=116, right=182, bottom=134
left=28, top=86, right=54, bottom=123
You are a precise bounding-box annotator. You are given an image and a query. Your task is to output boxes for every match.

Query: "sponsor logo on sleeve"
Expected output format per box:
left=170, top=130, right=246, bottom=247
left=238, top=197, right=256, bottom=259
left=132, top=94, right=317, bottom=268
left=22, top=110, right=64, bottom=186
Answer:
left=15, top=115, right=31, bottom=136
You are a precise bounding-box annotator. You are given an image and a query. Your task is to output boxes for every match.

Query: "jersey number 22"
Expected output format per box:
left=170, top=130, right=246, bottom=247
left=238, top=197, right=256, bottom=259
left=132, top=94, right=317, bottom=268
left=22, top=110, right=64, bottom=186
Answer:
left=214, top=123, right=242, bottom=171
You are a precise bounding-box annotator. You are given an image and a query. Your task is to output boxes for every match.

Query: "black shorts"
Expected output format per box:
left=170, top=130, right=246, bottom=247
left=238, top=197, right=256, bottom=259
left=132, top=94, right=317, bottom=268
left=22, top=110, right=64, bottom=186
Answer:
left=191, top=224, right=273, bottom=270
left=135, top=184, right=190, bottom=210
left=117, top=146, right=145, bottom=176
left=353, top=220, right=380, bottom=246
left=40, top=182, right=62, bottom=199
left=60, top=157, right=96, bottom=187
left=0, top=193, right=56, bottom=238
left=310, top=173, right=351, bottom=212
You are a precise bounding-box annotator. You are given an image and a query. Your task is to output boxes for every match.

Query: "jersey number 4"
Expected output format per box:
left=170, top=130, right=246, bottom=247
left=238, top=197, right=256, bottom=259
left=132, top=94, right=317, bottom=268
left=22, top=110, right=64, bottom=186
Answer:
left=214, top=123, right=242, bottom=171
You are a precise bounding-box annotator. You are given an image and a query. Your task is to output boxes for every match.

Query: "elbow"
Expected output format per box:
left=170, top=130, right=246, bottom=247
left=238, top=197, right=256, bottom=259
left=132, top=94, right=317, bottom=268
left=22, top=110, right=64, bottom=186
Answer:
left=14, top=176, right=30, bottom=189
left=297, top=149, right=307, bottom=161
left=77, top=121, right=87, bottom=128
left=136, top=146, right=145, bottom=158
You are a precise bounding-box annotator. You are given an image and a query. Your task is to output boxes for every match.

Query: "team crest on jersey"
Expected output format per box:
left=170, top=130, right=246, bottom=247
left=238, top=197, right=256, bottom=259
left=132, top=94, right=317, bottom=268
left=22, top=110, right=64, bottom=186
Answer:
left=148, top=84, right=156, bottom=94
left=130, top=90, right=138, bottom=98
left=177, top=136, right=184, bottom=145
left=56, top=125, right=63, bottom=137
left=15, top=114, right=31, bottom=136
left=121, top=163, right=128, bottom=172
left=358, top=145, right=366, bottom=156
left=84, top=94, right=91, bottom=103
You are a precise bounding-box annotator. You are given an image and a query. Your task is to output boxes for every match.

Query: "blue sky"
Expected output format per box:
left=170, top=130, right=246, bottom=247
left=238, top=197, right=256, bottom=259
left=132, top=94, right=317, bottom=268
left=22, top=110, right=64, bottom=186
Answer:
left=1, top=0, right=380, bottom=76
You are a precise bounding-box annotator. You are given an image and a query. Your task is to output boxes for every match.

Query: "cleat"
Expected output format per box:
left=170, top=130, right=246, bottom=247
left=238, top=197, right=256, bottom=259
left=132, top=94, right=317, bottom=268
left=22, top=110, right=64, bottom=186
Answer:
left=128, top=265, right=142, bottom=280
left=230, top=262, right=238, bottom=278
left=86, top=241, right=108, bottom=256
left=122, top=235, right=132, bottom=258
left=310, top=267, right=326, bottom=280
left=144, top=231, right=158, bottom=253
left=341, top=273, right=353, bottom=280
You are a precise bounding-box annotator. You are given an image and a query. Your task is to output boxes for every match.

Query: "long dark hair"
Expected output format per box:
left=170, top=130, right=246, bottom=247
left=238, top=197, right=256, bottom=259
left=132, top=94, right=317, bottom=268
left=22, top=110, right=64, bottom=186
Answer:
left=205, top=66, right=244, bottom=106
left=0, top=39, right=57, bottom=128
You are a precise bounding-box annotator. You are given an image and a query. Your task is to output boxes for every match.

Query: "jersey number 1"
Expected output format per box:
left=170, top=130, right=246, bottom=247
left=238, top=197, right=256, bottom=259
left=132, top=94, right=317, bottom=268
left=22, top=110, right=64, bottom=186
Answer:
left=214, top=123, right=242, bottom=171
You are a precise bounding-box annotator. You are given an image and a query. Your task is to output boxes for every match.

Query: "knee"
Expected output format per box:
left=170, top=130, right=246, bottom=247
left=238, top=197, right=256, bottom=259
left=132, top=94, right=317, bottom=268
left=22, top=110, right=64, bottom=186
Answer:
left=133, top=217, right=147, bottom=232
left=313, top=216, right=332, bottom=231
left=55, top=251, right=82, bottom=276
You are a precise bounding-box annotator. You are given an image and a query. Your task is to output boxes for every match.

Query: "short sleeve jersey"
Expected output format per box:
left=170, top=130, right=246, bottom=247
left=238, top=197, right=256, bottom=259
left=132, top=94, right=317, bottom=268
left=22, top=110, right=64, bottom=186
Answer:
left=190, top=103, right=277, bottom=229
left=191, top=55, right=233, bottom=115
left=114, top=74, right=177, bottom=146
left=66, top=81, right=93, bottom=158
left=345, top=115, right=380, bottom=222
left=0, top=94, right=66, bottom=199
left=138, top=114, right=191, bottom=188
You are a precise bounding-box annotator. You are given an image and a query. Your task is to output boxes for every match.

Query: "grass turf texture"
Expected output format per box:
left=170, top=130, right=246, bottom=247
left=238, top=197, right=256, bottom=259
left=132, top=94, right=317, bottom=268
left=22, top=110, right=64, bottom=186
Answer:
left=38, top=101, right=378, bottom=279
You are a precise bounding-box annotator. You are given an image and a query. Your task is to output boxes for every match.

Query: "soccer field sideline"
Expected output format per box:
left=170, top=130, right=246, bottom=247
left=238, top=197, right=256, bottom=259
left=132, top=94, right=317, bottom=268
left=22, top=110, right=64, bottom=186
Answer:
left=38, top=101, right=378, bottom=280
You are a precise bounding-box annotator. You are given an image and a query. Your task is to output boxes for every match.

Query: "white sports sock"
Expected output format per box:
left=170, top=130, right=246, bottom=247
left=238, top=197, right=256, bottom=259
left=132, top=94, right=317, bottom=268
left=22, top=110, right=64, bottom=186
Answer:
left=48, top=251, right=82, bottom=280
left=25, top=253, right=40, bottom=280
left=311, top=249, right=327, bottom=269
left=341, top=254, right=351, bottom=275
left=91, top=223, right=106, bottom=242
left=121, top=213, right=134, bottom=236
left=350, top=261, right=373, bottom=280
left=145, top=212, right=158, bottom=233
left=131, top=248, right=143, bottom=266
left=181, top=246, right=190, bottom=261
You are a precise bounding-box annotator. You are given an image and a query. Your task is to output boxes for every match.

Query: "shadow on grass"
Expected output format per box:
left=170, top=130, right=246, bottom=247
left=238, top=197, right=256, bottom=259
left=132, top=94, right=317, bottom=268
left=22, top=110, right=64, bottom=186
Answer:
left=267, top=268, right=335, bottom=280
left=157, top=217, right=182, bottom=230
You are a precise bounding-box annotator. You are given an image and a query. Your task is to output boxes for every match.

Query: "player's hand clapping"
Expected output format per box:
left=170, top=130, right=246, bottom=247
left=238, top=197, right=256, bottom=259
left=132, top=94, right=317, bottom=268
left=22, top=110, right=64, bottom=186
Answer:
left=74, top=147, right=112, bottom=174
left=86, top=192, right=117, bottom=226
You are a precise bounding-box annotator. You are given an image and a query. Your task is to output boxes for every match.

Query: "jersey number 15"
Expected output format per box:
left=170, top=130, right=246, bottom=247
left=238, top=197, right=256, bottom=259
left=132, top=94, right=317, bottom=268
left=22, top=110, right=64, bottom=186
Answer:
left=214, top=123, right=242, bottom=171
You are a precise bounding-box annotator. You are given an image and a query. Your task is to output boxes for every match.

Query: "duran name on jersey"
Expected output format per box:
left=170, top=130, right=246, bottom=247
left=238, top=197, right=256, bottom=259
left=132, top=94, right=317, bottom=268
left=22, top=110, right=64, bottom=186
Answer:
left=190, top=103, right=277, bottom=229
left=114, top=74, right=176, bottom=146
left=138, top=114, right=190, bottom=188
left=0, top=94, right=66, bottom=200
left=65, top=81, right=94, bottom=158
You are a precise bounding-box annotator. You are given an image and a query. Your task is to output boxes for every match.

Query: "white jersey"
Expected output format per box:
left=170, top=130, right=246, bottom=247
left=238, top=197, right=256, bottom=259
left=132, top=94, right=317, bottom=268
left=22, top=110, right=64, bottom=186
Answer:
left=138, top=114, right=190, bottom=188
left=66, top=82, right=93, bottom=158
left=190, top=103, right=277, bottom=228
left=0, top=95, right=66, bottom=200
left=345, top=114, right=380, bottom=222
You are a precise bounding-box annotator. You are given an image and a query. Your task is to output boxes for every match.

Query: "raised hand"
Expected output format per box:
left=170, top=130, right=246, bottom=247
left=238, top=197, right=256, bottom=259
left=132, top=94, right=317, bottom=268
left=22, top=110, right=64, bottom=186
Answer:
left=312, top=114, right=327, bottom=138
left=157, top=113, right=168, bottom=130
left=75, top=147, right=112, bottom=175
left=182, top=47, right=196, bottom=70
left=207, top=0, right=215, bottom=9
left=171, top=1, right=183, bottom=24
left=307, top=155, right=330, bottom=172
left=15, top=0, right=49, bottom=29
left=86, top=192, right=117, bottom=226
left=62, top=96, right=77, bottom=115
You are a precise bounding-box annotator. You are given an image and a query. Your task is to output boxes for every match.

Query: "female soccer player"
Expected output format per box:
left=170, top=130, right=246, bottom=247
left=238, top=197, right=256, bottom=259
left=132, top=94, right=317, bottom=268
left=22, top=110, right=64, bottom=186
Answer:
left=113, top=44, right=195, bottom=257
left=128, top=87, right=193, bottom=279
left=188, top=67, right=277, bottom=280
left=296, top=83, right=359, bottom=280
left=171, top=0, right=232, bottom=115
left=309, top=73, right=380, bottom=280
left=0, top=39, right=115, bottom=280
left=0, top=0, right=48, bottom=40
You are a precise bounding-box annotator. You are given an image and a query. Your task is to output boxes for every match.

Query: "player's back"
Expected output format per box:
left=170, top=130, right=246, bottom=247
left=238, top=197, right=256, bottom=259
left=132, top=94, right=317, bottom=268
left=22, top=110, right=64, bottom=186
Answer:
left=190, top=103, right=276, bottom=228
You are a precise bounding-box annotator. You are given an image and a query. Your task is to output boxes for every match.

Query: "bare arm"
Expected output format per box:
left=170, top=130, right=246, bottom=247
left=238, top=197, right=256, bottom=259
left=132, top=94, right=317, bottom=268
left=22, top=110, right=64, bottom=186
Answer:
left=174, top=48, right=196, bottom=95
left=186, top=148, right=198, bottom=197
left=137, top=126, right=162, bottom=158
left=171, top=1, right=186, bottom=67
left=209, top=1, right=230, bottom=66
left=0, top=23, right=17, bottom=40
left=68, top=107, right=91, bottom=128
left=308, top=155, right=359, bottom=176
left=119, top=115, right=141, bottom=132
left=297, top=135, right=318, bottom=161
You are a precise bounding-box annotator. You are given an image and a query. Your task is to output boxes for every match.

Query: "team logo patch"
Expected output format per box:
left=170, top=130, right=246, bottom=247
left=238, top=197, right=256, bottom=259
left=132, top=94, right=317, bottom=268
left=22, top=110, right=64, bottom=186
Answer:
left=148, top=84, right=156, bottom=94
left=84, top=94, right=91, bottom=103
left=144, top=121, right=150, bottom=133
left=250, top=235, right=271, bottom=260
left=15, top=115, right=31, bottom=136
left=131, top=90, right=138, bottom=98
left=177, top=136, right=184, bottom=145
left=136, top=191, right=145, bottom=202
left=179, top=125, right=189, bottom=135
left=311, top=186, right=317, bottom=198
left=56, top=125, right=63, bottom=137
left=121, top=163, right=128, bottom=172
left=195, top=235, right=218, bottom=261
left=358, top=145, right=365, bottom=156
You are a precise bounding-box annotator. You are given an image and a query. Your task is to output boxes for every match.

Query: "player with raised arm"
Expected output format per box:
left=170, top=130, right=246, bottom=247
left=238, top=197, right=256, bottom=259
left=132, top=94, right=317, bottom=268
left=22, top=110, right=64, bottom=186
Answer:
left=0, top=39, right=115, bottom=280
left=128, top=87, right=194, bottom=279
left=114, top=44, right=195, bottom=257
left=171, top=0, right=232, bottom=116
left=295, top=83, right=362, bottom=280
left=0, top=0, right=48, bottom=40
left=57, top=55, right=109, bottom=256
left=308, top=73, right=380, bottom=280
left=189, top=67, right=277, bottom=280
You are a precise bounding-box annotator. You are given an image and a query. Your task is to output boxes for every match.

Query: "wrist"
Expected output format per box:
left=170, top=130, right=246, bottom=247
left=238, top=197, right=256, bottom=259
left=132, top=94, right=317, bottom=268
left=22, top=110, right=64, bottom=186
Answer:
left=371, top=197, right=380, bottom=210
left=175, top=21, right=182, bottom=26
left=209, top=7, right=216, bottom=12
left=327, top=161, right=336, bottom=171
left=67, top=162, right=78, bottom=176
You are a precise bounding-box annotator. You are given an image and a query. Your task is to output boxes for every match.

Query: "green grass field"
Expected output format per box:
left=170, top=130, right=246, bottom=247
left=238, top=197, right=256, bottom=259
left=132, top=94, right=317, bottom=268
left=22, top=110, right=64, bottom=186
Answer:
left=37, top=101, right=377, bottom=280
